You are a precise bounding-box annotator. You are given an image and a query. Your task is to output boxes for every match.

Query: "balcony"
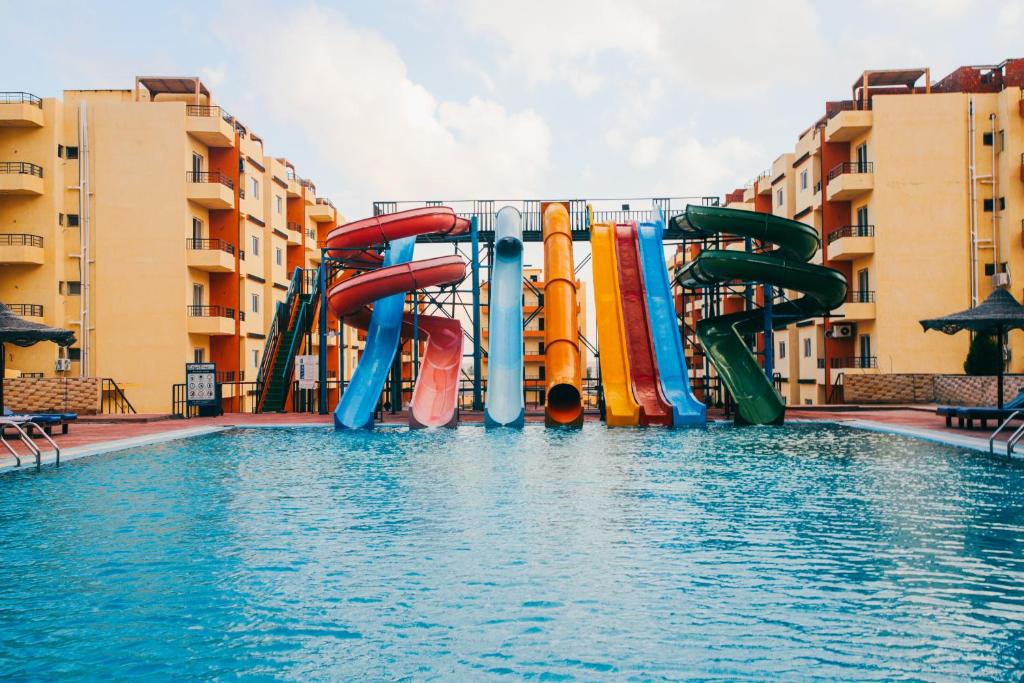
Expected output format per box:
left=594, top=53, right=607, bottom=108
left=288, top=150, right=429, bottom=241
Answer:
left=835, top=290, right=875, bottom=321
left=0, top=233, right=44, bottom=265
left=309, top=198, right=335, bottom=222
left=185, top=105, right=235, bottom=147
left=301, top=179, right=316, bottom=205
left=0, top=161, right=44, bottom=195
left=286, top=222, right=303, bottom=245
left=186, top=171, right=235, bottom=209
left=9, top=304, right=44, bottom=322
left=187, top=304, right=236, bottom=336
left=186, top=238, right=236, bottom=272
left=826, top=225, right=874, bottom=260
left=286, top=170, right=301, bottom=198
left=826, top=162, right=873, bottom=201
left=825, top=108, right=873, bottom=142
left=0, top=92, right=44, bottom=127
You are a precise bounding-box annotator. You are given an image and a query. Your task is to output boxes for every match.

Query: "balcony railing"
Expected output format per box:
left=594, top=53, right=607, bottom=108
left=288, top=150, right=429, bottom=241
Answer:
left=316, top=197, right=335, bottom=208
left=306, top=228, right=316, bottom=239
left=0, top=161, right=43, bottom=177
left=186, top=237, right=235, bottom=254
left=827, top=161, right=873, bottom=181
left=831, top=356, right=878, bottom=369
left=0, top=92, right=42, bottom=107
left=286, top=168, right=298, bottom=181
left=846, top=290, right=875, bottom=303
left=0, top=233, right=43, bottom=247
left=287, top=222, right=302, bottom=233
left=187, top=304, right=235, bottom=319
left=186, top=171, right=233, bottom=189
left=8, top=304, right=43, bottom=317
left=814, top=180, right=822, bottom=194
left=827, top=224, right=875, bottom=243
left=185, top=104, right=234, bottom=123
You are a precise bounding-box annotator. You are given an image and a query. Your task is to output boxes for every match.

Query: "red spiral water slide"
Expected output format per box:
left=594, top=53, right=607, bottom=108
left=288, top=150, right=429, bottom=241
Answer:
left=325, top=207, right=469, bottom=428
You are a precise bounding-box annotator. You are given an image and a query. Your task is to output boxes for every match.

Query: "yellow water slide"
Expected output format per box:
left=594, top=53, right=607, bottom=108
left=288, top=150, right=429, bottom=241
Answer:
left=590, top=222, right=641, bottom=426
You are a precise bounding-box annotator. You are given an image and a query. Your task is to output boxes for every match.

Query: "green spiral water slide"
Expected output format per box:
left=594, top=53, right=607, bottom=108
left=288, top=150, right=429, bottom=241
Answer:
left=672, top=205, right=848, bottom=425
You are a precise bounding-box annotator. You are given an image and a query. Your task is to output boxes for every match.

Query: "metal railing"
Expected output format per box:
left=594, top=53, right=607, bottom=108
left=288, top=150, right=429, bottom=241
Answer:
left=846, top=290, right=875, bottom=303
left=0, top=161, right=43, bottom=177
left=828, top=373, right=845, bottom=404
left=316, top=197, right=334, bottom=208
left=101, top=378, right=136, bottom=414
left=186, top=237, right=235, bottom=254
left=172, top=380, right=260, bottom=417
left=187, top=304, right=235, bottom=318
left=306, top=228, right=316, bottom=240
left=0, top=92, right=42, bottom=107
left=8, top=303, right=42, bottom=317
left=287, top=222, right=302, bottom=233
left=185, top=104, right=234, bottom=123
left=830, top=356, right=878, bottom=369
left=827, top=224, right=875, bottom=243
left=827, top=161, right=873, bottom=180
left=0, top=233, right=43, bottom=247
left=186, top=171, right=233, bottom=189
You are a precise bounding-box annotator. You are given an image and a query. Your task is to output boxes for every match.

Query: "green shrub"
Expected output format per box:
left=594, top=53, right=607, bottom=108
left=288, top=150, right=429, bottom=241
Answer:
left=963, top=334, right=1002, bottom=375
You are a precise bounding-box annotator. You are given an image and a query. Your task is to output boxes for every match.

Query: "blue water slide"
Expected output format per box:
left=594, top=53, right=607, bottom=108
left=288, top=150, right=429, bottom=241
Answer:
left=636, top=215, right=707, bottom=427
left=334, top=237, right=416, bottom=430
left=484, top=207, right=525, bottom=428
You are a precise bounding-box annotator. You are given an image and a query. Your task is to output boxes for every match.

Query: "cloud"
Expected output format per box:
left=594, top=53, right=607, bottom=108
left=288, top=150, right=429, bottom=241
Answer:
left=629, top=136, right=662, bottom=168
left=661, top=136, right=764, bottom=195
left=219, top=3, right=550, bottom=215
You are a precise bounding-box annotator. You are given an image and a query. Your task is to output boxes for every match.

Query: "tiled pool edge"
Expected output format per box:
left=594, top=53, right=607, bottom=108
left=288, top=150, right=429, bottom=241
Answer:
left=838, top=419, right=1020, bottom=459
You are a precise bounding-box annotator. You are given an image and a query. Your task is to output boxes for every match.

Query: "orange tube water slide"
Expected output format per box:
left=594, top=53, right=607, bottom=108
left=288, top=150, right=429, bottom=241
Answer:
left=541, top=202, right=584, bottom=427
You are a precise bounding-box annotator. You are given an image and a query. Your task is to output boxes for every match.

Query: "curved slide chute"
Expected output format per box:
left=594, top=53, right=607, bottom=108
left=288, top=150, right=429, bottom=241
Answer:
left=327, top=208, right=469, bottom=430
left=673, top=204, right=847, bottom=425
left=637, top=216, right=707, bottom=426
left=484, top=207, right=525, bottom=428
left=590, top=222, right=641, bottom=426
left=542, top=203, right=584, bottom=428
left=613, top=223, right=673, bottom=427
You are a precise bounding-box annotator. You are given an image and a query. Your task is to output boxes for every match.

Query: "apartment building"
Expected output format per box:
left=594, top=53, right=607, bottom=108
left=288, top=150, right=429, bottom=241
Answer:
left=715, top=58, right=1024, bottom=405
left=481, top=266, right=589, bottom=406
left=0, top=77, right=358, bottom=412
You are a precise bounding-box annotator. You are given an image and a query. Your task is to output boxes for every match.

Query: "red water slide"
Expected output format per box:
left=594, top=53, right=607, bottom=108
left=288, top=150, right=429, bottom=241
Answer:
left=325, top=207, right=469, bottom=428
left=613, top=223, right=672, bottom=427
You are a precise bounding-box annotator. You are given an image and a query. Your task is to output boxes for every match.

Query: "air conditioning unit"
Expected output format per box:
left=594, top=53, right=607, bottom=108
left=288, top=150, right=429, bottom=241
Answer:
left=55, top=358, right=72, bottom=372
left=832, top=323, right=855, bottom=339
left=993, top=272, right=1010, bottom=287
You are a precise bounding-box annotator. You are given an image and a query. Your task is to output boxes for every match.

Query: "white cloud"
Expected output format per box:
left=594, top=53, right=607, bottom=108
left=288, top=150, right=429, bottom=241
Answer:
left=220, top=3, right=550, bottom=215
left=662, top=137, right=764, bottom=195
left=629, top=136, right=662, bottom=168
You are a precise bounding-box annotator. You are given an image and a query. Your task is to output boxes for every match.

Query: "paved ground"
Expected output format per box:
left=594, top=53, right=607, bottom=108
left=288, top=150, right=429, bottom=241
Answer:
left=0, top=405, right=1010, bottom=473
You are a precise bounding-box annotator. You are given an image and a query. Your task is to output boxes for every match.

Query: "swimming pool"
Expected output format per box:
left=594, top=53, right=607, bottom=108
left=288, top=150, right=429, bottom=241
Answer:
left=2, top=423, right=1023, bottom=679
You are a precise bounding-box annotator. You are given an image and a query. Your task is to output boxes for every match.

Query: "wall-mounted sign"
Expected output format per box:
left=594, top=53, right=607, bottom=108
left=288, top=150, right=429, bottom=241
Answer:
left=295, top=355, right=318, bottom=389
left=185, top=362, right=217, bottom=406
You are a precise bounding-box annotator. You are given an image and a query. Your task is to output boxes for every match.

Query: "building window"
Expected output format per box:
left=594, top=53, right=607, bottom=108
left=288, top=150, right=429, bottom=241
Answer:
left=983, top=131, right=994, bottom=146
left=67, top=214, right=80, bottom=227
left=800, top=170, right=808, bottom=190
left=192, top=217, right=203, bottom=240
left=275, top=247, right=283, bottom=266
left=193, top=283, right=204, bottom=307
left=777, top=188, right=784, bottom=206
left=538, top=341, right=545, bottom=354
left=60, top=281, right=82, bottom=296
left=251, top=235, right=260, bottom=256
left=803, top=338, right=811, bottom=358
left=983, top=197, right=1006, bottom=212
left=984, top=262, right=1008, bottom=276
left=192, top=152, right=203, bottom=175
left=65, top=146, right=79, bottom=160
left=68, top=347, right=81, bottom=362
left=250, top=177, right=259, bottom=200
left=530, top=274, right=538, bottom=282
left=538, top=366, right=545, bottom=380
left=253, top=349, right=260, bottom=368
left=856, top=205, right=869, bottom=226
left=193, top=348, right=205, bottom=363
left=251, top=293, right=259, bottom=314
left=779, top=341, right=786, bottom=359
left=538, top=318, right=544, bottom=331
left=275, top=195, right=283, bottom=214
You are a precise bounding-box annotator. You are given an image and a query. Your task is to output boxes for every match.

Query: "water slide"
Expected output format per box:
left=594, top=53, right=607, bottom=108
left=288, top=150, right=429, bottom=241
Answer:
left=542, top=203, right=584, bottom=428
left=326, top=208, right=469, bottom=429
left=613, top=223, right=673, bottom=427
left=483, top=207, right=525, bottom=428
left=590, top=222, right=641, bottom=426
left=636, top=216, right=707, bottom=427
left=673, top=204, right=847, bottom=425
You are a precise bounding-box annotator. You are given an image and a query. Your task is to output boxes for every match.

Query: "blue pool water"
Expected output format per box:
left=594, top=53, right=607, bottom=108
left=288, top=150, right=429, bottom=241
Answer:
left=2, top=424, right=1024, bottom=680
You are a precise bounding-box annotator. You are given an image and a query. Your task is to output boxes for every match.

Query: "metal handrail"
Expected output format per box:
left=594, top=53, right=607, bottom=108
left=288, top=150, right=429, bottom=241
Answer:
left=0, top=161, right=43, bottom=177
left=0, top=419, right=42, bottom=470
left=990, top=410, right=1022, bottom=455
left=186, top=237, right=235, bottom=254
left=186, top=171, right=234, bottom=189
left=0, top=92, right=42, bottom=107
left=827, top=224, right=875, bottom=243
left=185, top=104, right=234, bottom=123
left=22, top=421, right=60, bottom=467
left=187, top=304, right=235, bottom=318
left=0, top=233, right=43, bottom=247
left=7, top=303, right=43, bottom=317
left=827, top=161, right=873, bottom=180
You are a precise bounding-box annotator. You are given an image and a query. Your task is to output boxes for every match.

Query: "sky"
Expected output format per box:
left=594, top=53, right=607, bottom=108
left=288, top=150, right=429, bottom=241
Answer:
left=3, top=0, right=1023, bottom=221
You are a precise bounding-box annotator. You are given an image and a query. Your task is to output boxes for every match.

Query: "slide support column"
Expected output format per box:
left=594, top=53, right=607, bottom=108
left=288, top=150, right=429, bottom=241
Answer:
left=318, top=260, right=328, bottom=414
left=471, top=216, right=482, bottom=411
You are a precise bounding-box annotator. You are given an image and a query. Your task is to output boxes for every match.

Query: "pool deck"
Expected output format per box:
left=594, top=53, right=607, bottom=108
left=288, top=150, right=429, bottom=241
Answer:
left=0, top=405, right=1015, bottom=474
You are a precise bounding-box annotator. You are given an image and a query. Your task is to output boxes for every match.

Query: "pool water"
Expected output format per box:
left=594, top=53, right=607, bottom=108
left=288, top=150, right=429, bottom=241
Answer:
left=2, top=424, right=1024, bottom=680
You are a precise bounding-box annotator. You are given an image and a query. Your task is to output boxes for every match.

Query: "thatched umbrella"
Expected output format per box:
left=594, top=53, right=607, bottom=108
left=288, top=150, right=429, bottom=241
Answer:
left=920, top=288, right=1024, bottom=408
left=0, top=303, right=75, bottom=410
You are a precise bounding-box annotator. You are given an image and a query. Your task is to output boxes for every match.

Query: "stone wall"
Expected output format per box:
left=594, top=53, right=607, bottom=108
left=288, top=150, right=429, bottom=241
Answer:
left=844, top=373, right=1024, bottom=406
left=3, top=377, right=102, bottom=414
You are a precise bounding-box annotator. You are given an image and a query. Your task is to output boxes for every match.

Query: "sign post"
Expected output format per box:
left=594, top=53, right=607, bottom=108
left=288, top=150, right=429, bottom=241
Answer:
left=186, top=362, right=221, bottom=417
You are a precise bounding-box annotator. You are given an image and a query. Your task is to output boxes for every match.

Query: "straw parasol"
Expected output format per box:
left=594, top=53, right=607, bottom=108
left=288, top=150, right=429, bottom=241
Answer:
left=0, top=303, right=76, bottom=410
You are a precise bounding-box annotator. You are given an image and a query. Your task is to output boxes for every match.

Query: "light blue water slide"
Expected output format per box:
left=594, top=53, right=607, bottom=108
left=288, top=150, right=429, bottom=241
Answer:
left=484, top=207, right=525, bottom=428
left=334, top=236, right=416, bottom=430
left=637, top=215, right=707, bottom=427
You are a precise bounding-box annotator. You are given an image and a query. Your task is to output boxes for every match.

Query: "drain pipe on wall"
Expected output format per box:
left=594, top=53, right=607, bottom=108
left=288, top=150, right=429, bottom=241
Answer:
left=968, top=97, right=978, bottom=306
left=990, top=112, right=1000, bottom=283
left=78, top=102, right=91, bottom=376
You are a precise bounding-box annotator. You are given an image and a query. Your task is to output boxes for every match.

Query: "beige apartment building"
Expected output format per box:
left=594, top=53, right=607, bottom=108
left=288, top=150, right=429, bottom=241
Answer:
left=0, top=77, right=358, bottom=412
left=705, top=58, right=1024, bottom=405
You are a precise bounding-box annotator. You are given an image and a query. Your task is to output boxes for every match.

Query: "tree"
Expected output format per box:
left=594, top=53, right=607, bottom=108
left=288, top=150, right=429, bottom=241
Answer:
left=963, top=334, right=1002, bottom=375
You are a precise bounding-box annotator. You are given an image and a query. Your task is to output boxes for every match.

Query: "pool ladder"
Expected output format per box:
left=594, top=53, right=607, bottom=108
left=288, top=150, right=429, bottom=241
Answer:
left=0, top=419, right=61, bottom=471
left=989, top=410, right=1023, bottom=458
